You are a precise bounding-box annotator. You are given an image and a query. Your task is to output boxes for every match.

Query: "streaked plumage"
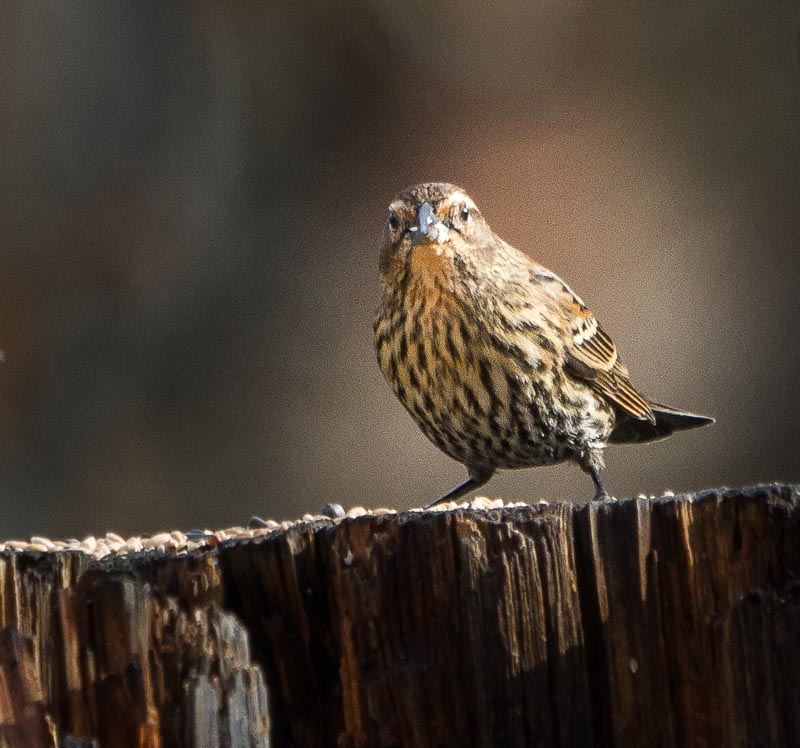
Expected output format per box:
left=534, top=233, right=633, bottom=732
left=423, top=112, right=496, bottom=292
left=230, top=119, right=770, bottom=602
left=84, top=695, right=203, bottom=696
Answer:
left=374, top=182, right=713, bottom=505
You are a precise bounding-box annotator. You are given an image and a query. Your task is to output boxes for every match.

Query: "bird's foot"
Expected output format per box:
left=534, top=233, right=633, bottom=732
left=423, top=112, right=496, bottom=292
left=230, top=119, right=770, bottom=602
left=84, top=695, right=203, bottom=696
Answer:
left=592, top=488, right=611, bottom=502
left=424, top=467, right=494, bottom=509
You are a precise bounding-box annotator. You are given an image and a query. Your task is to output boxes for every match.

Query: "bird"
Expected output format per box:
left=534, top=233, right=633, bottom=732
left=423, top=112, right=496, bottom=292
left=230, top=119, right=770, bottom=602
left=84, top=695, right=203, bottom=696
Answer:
left=373, top=182, right=714, bottom=508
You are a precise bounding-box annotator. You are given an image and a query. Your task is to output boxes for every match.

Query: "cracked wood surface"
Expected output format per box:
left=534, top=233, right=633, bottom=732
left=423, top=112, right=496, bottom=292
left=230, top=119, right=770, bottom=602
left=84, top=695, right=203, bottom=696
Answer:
left=0, top=485, right=798, bottom=747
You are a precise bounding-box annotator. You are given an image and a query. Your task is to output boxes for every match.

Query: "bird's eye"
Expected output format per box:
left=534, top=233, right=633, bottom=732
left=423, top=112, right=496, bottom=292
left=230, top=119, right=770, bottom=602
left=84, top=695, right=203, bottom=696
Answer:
left=388, top=211, right=399, bottom=231
left=460, top=205, right=470, bottom=221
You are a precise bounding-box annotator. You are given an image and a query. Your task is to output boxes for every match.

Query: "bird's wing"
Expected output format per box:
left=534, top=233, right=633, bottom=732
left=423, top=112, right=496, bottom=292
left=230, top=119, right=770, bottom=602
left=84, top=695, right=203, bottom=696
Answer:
left=531, top=264, right=655, bottom=423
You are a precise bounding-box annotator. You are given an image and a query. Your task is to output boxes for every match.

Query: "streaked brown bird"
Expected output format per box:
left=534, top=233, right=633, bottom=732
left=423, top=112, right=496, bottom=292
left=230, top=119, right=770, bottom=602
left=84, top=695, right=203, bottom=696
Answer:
left=374, top=182, right=714, bottom=507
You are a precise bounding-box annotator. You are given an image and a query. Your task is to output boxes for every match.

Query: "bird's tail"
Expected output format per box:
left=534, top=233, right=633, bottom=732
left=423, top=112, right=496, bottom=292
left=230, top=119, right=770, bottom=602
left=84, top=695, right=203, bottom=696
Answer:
left=610, top=402, right=715, bottom=444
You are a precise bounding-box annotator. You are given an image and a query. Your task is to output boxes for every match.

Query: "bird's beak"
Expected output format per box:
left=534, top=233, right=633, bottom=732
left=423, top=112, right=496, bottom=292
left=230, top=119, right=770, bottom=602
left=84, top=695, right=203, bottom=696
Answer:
left=410, top=201, right=450, bottom=245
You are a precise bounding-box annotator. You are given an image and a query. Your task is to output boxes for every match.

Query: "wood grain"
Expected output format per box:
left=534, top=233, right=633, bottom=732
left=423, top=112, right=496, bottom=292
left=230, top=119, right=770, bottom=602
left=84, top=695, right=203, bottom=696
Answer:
left=0, top=485, right=797, bottom=747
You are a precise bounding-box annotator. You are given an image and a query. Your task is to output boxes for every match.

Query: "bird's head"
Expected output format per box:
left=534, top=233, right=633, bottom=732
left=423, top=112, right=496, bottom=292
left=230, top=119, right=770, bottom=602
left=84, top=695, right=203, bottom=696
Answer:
left=379, top=183, right=496, bottom=286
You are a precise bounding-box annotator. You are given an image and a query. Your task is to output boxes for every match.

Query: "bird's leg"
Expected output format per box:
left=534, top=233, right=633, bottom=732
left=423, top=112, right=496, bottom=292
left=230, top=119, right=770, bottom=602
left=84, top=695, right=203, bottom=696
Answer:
left=588, top=465, right=610, bottom=501
left=424, top=466, right=494, bottom=509
left=578, top=449, right=611, bottom=501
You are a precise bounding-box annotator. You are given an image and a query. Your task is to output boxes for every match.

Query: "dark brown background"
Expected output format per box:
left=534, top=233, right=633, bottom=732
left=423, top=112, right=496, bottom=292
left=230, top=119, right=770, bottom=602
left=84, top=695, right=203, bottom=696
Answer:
left=4, top=2, right=799, bottom=538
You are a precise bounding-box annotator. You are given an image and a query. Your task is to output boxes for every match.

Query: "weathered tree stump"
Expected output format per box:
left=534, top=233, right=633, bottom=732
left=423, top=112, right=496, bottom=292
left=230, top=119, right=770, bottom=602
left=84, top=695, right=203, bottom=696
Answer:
left=0, top=485, right=798, bottom=747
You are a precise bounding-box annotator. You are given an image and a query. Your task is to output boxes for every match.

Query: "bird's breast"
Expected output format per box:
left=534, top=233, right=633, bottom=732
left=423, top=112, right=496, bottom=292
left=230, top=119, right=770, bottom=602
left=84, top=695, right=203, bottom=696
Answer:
left=375, top=282, right=616, bottom=469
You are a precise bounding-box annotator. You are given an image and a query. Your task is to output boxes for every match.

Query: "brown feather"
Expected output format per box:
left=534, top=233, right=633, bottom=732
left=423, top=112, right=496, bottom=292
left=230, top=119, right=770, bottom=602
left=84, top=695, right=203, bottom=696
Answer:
left=595, top=370, right=655, bottom=422
left=552, top=281, right=656, bottom=423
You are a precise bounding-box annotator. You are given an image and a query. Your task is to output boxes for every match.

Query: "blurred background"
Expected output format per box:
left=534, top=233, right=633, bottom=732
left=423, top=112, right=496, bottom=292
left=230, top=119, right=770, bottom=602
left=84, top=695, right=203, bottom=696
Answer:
left=4, top=2, right=799, bottom=539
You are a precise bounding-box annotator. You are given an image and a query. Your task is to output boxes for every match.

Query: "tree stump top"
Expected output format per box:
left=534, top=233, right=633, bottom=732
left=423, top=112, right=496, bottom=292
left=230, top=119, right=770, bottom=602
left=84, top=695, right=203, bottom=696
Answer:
left=1, top=484, right=798, bottom=747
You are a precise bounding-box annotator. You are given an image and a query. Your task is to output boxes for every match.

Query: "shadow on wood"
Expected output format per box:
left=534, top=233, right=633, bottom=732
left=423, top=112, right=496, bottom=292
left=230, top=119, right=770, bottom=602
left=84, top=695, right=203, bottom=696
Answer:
left=0, top=485, right=798, bottom=747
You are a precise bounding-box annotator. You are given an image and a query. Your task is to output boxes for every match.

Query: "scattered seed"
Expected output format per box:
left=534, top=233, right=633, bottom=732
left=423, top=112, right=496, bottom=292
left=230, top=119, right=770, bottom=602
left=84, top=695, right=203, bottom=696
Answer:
left=2, top=496, right=540, bottom=560
left=320, top=503, right=345, bottom=519
left=426, top=503, right=450, bottom=512
left=149, top=533, right=172, bottom=547
left=30, top=536, right=55, bottom=550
